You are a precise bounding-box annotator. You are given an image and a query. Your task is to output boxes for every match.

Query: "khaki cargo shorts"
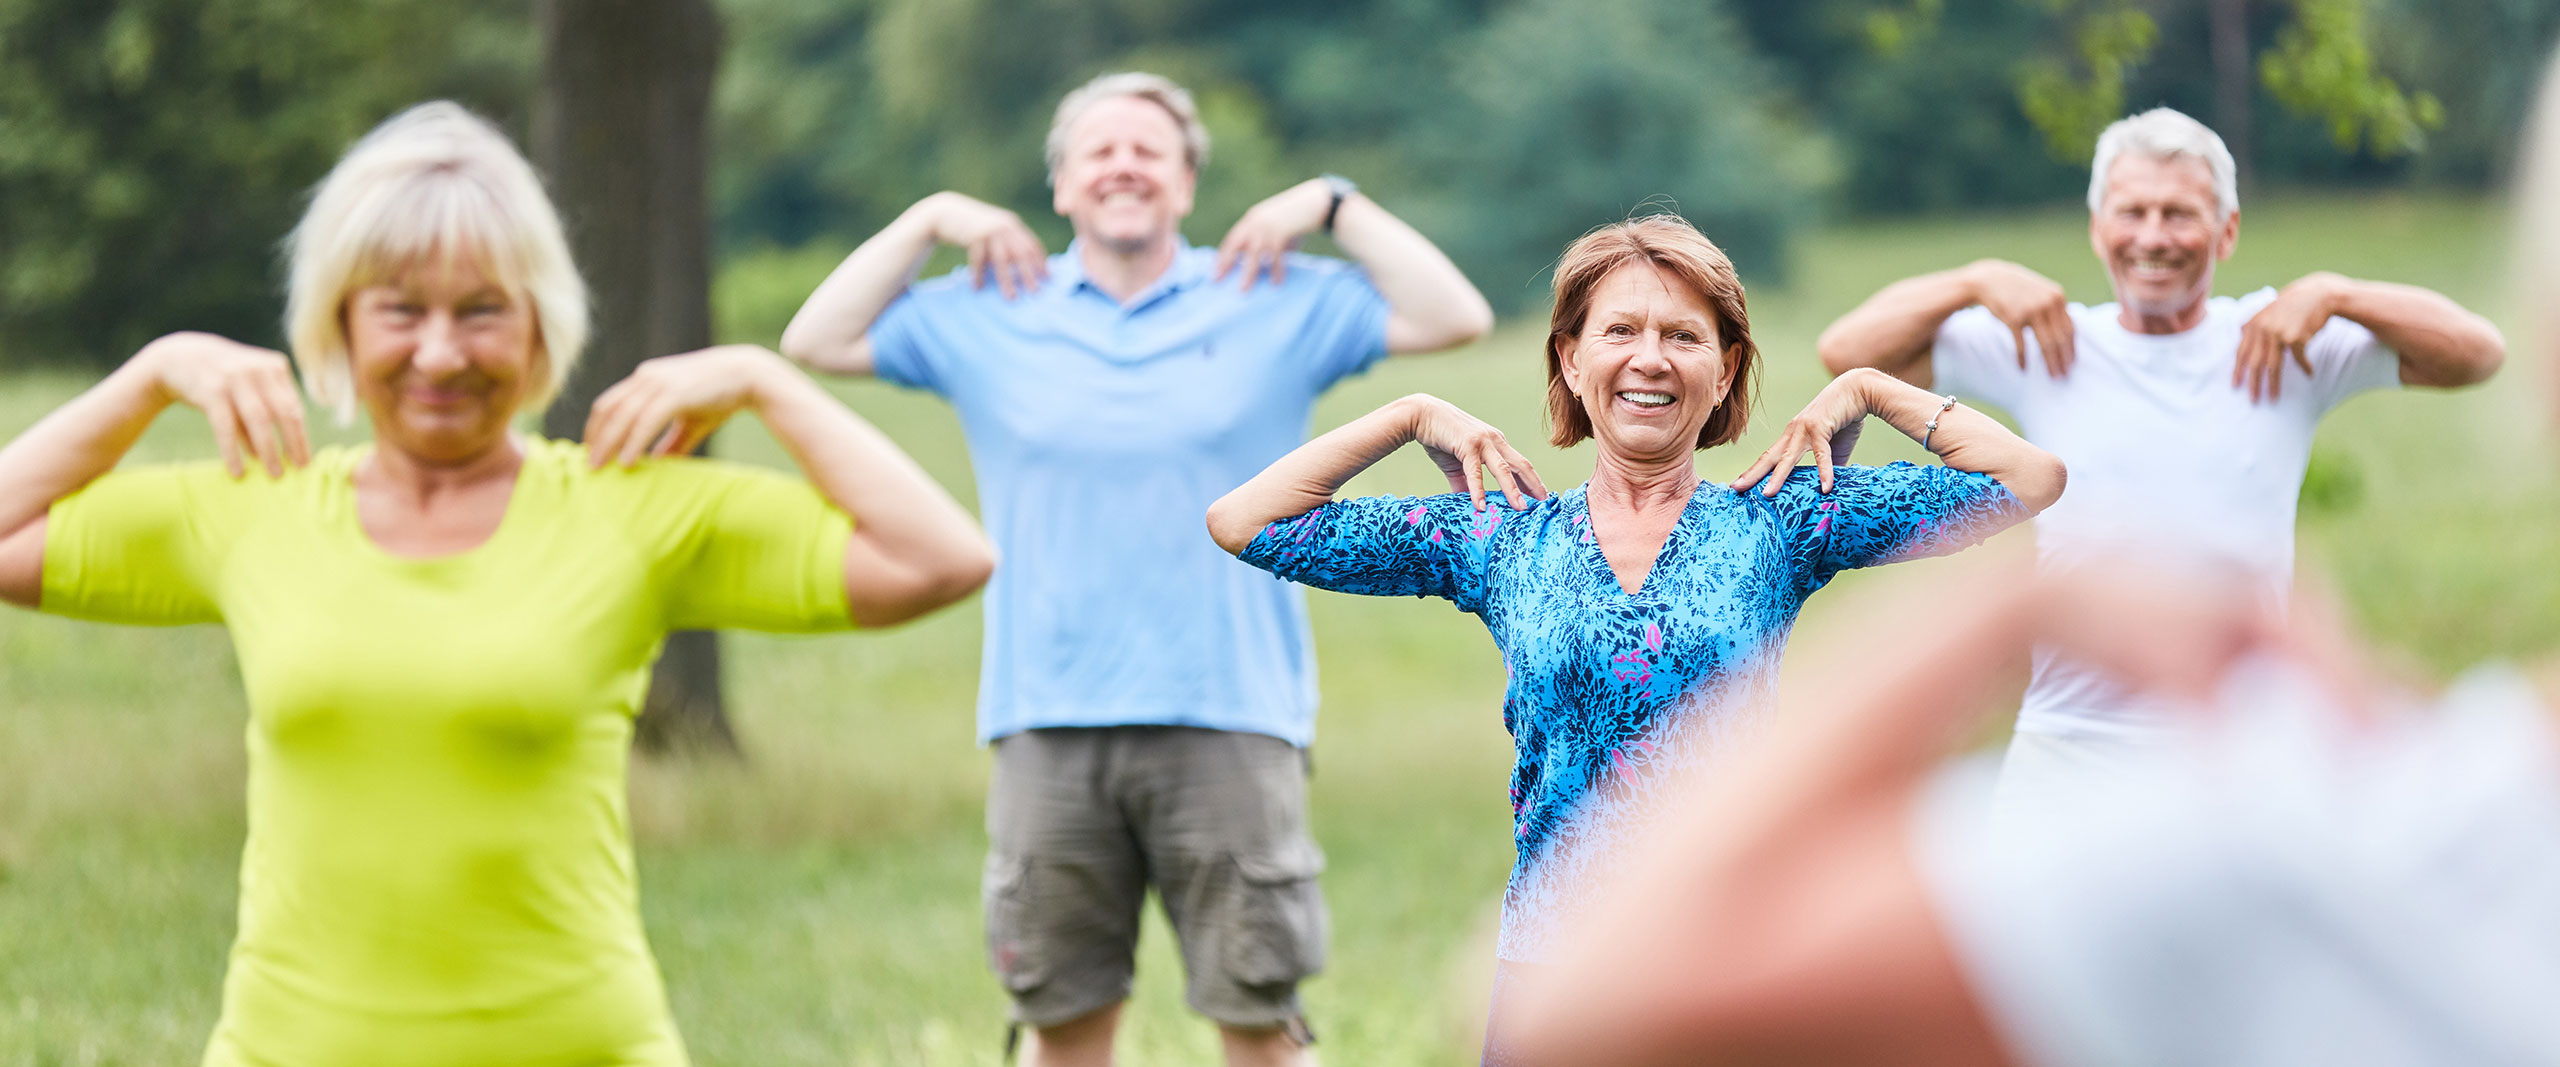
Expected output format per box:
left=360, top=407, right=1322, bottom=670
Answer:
left=983, top=725, right=1327, bottom=1030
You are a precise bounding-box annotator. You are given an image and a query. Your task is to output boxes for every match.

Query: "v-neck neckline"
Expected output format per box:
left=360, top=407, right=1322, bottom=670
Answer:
left=1580, top=480, right=1709, bottom=598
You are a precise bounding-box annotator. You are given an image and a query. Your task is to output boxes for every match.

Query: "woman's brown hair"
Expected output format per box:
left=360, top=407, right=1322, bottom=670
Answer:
left=1544, top=215, right=1758, bottom=449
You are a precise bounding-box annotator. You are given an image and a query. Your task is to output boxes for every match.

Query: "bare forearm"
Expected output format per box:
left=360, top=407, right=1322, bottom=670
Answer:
left=1849, top=369, right=2064, bottom=511
left=1330, top=195, right=1494, bottom=353
left=778, top=200, right=942, bottom=376
left=1816, top=266, right=1980, bottom=382
left=2326, top=276, right=2504, bottom=388
left=0, top=353, right=173, bottom=539
left=746, top=358, right=994, bottom=623
left=1207, top=395, right=1419, bottom=553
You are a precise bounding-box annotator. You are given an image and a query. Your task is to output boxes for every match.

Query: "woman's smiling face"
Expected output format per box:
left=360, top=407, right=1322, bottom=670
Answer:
left=345, top=251, right=542, bottom=466
left=1556, top=261, right=1738, bottom=464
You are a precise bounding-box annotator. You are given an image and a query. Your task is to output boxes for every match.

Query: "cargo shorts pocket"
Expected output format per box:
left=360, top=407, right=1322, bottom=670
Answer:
left=983, top=854, right=1049, bottom=994
left=1225, top=842, right=1329, bottom=987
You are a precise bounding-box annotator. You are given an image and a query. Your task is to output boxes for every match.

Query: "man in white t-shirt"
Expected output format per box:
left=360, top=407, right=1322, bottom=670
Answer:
left=1814, top=107, right=2503, bottom=784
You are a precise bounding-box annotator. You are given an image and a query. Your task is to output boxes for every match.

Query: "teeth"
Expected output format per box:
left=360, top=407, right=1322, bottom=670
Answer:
left=1618, top=391, right=1675, bottom=407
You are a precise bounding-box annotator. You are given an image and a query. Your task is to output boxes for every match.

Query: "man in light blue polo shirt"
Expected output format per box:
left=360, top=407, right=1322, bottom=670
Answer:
left=781, top=71, right=1491, bottom=1067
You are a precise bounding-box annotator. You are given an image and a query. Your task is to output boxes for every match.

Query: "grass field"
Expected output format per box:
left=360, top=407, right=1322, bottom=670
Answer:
left=5, top=191, right=2554, bottom=1065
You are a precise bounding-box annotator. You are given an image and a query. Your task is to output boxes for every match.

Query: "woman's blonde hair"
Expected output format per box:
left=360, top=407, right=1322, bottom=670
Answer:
left=1544, top=215, right=1759, bottom=449
left=283, top=101, right=587, bottom=423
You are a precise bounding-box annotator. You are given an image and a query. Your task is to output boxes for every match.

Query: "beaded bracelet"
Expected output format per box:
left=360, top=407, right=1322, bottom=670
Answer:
left=1920, top=394, right=1959, bottom=453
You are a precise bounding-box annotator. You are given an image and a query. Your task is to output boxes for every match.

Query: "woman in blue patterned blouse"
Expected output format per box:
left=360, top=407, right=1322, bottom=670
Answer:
left=1206, top=214, right=2065, bottom=1056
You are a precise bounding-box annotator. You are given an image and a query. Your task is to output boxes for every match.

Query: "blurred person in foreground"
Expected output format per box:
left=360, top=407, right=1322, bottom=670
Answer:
left=779, top=71, right=1492, bottom=1066
left=1501, top=68, right=2560, bottom=1067
left=1817, top=107, right=2503, bottom=796
left=1206, top=214, right=2064, bottom=1063
left=0, top=102, right=993, bottom=1065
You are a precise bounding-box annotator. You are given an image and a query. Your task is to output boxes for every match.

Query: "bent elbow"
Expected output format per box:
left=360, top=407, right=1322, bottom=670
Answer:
left=1452, top=295, right=1496, bottom=346
left=776, top=320, right=823, bottom=368
left=2465, top=329, right=2507, bottom=386
left=1814, top=327, right=1860, bottom=378
left=1205, top=496, right=1257, bottom=557
left=2013, top=452, right=2067, bottom=514
left=931, top=537, right=998, bottom=606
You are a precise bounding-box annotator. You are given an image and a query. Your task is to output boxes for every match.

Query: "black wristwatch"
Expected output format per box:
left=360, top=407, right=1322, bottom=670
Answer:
left=1319, top=174, right=1358, bottom=235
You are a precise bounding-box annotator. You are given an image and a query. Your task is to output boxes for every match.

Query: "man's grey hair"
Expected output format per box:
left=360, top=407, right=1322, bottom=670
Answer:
left=1044, top=71, right=1210, bottom=183
left=2087, top=107, right=2240, bottom=218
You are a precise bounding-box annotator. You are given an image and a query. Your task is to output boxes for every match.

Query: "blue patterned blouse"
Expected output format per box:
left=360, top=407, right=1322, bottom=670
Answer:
left=1240, top=462, right=2028, bottom=961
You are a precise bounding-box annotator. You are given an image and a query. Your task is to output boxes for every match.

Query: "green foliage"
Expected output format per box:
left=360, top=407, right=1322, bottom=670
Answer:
left=2377, top=0, right=2560, bottom=186
left=2259, top=0, right=2442, bottom=157
left=0, top=0, right=531, bottom=367
left=714, top=0, right=1821, bottom=311
left=2013, top=0, right=2160, bottom=163
left=1737, top=0, right=2088, bottom=215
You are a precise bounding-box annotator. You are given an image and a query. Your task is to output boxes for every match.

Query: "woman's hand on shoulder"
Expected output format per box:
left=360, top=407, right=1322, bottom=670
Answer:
left=139, top=331, right=310, bottom=480
left=1397, top=393, right=1548, bottom=512
left=584, top=344, right=794, bottom=469
left=1729, top=370, right=1878, bottom=497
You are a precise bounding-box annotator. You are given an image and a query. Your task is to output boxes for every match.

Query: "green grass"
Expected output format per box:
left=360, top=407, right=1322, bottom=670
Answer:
left=5, top=190, right=2554, bottom=1064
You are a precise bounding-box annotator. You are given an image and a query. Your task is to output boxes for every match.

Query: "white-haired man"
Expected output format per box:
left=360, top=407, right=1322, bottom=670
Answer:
left=1816, top=107, right=2502, bottom=792
left=782, top=72, right=1491, bottom=1066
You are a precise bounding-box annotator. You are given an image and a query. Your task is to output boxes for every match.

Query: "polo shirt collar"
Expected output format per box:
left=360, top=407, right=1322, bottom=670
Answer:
left=1058, top=237, right=1206, bottom=312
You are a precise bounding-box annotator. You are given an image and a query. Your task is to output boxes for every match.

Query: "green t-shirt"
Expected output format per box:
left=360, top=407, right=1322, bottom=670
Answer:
left=42, top=439, right=853, bottom=1066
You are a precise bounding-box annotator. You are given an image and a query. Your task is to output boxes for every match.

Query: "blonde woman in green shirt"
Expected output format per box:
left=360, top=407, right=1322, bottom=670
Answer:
left=0, top=102, right=994, bottom=1066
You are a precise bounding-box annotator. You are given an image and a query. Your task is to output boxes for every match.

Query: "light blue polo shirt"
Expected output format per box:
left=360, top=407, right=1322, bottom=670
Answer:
left=868, top=239, right=1390, bottom=745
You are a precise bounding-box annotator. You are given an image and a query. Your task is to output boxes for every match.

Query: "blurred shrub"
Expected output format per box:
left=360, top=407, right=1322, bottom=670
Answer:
left=0, top=0, right=530, bottom=367
left=714, top=0, right=1821, bottom=312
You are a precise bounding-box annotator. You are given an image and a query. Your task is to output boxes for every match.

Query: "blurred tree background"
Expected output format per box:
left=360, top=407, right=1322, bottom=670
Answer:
left=4, top=0, right=2558, bottom=367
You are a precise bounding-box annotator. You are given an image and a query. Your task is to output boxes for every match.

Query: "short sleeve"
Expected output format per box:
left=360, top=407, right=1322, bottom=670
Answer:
left=1290, top=257, right=1391, bottom=391
left=1237, top=492, right=1508, bottom=613
left=42, top=464, right=235, bottom=625
left=866, top=278, right=967, bottom=396
left=2305, top=315, right=2399, bottom=413
left=1930, top=306, right=2032, bottom=414
left=1778, top=463, right=2028, bottom=589
left=649, top=462, right=854, bottom=633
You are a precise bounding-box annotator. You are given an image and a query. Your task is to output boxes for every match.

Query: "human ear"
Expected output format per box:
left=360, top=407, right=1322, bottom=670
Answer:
left=1555, top=333, right=1585, bottom=397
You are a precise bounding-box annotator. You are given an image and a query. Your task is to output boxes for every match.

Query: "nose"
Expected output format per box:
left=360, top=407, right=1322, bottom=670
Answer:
left=413, top=310, right=468, bottom=375
left=1625, top=331, right=1674, bottom=375
left=2131, top=211, right=2176, bottom=251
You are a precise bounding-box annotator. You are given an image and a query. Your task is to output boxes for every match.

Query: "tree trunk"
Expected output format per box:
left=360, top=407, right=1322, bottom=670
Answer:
left=533, top=0, right=736, bottom=755
left=2210, top=0, right=2255, bottom=189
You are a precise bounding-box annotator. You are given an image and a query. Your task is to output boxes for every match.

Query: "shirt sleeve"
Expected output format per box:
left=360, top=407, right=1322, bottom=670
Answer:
left=1236, top=492, right=1508, bottom=613
left=1930, top=306, right=2032, bottom=414
left=2305, top=314, right=2400, bottom=413
left=865, top=274, right=970, bottom=397
left=647, top=461, right=855, bottom=633
left=41, top=463, right=237, bottom=625
left=1290, top=256, right=1392, bottom=391
left=1778, top=462, right=2029, bottom=590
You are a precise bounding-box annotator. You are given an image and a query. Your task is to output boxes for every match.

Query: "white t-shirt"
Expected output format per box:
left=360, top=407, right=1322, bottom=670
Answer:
left=1916, top=663, right=2560, bottom=1067
left=1933, top=291, right=2400, bottom=737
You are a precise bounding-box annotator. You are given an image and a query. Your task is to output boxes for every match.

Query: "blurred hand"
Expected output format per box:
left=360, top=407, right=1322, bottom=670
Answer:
left=1729, top=371, right=1872, bottom=496
left=923, top=192, right=1048, bottom=299
left=1215, top=178, right=1334, bottom=290
left=143, top=331, right=310, bottom=479
left=2234, top=272, right=2343, bottom=404
left=1966, top=259, right=2075, bottom=377
left=1400, top=393, right=1548, bottom=511
left=584, top=344, right=785, bottom=468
